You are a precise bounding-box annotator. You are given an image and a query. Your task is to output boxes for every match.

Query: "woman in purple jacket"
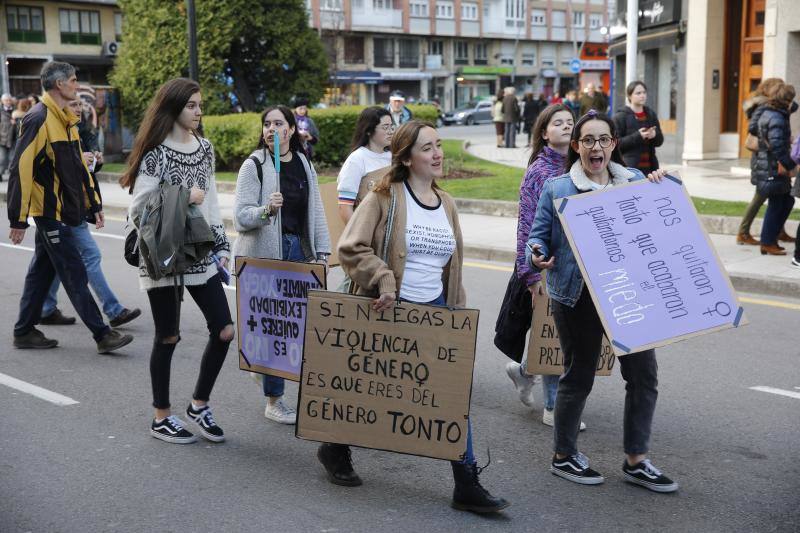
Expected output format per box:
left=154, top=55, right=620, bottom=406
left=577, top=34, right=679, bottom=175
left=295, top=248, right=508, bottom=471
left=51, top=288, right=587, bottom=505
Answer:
left=505, top=103, right=585, bottom=431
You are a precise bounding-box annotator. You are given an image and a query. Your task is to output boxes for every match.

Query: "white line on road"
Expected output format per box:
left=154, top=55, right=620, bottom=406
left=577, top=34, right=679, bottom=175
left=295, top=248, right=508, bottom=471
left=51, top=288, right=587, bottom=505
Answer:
left=0, top=242, right=35, bottom=252
left=90, top=232, right=125, bottom=241
left=749, top=386, right=800, bottom=400
left=0, top=372, right=79, bottom=406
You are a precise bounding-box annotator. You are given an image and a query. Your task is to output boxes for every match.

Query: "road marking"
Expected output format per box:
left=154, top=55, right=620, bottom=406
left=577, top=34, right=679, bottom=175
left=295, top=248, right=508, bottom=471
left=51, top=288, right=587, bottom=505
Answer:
left=90, top=232, right=125, bottom=241
left=0, top=372, right=79, bottom=406
left=0, top=242, right=35, bottom=252
left=463, top=260, right=514, bottom=272
left=749, top=386, right=800, bottom=400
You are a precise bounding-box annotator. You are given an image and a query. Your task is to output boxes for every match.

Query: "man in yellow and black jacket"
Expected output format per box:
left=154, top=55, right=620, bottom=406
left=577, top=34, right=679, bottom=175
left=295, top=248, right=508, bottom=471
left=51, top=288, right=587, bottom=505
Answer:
left=7, top=61, right=132, bottom=354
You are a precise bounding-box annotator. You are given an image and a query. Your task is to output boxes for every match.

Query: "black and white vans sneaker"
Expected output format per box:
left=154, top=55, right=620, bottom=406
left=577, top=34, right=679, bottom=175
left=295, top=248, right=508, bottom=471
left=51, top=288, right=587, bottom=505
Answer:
left=551, top=452, right=605, bottom=485
left=151, top=415, right=197, bottom=444
left=186, top=404, right=225, bottom=443
left=622, top=459, right=679, bottom=493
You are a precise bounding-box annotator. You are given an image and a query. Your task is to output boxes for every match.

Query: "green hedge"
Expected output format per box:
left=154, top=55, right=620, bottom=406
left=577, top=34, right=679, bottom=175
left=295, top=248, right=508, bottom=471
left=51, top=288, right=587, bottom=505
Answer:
left=203, top=104, right=439, bottom=171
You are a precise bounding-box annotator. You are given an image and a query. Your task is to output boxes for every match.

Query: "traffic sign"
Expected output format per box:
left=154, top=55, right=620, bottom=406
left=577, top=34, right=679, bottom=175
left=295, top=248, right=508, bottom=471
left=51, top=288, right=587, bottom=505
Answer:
left=569, top=58, right=582, bottom=74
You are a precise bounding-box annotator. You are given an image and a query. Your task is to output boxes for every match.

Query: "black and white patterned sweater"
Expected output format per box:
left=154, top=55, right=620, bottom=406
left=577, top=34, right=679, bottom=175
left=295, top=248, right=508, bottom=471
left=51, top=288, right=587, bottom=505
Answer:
left=128, top=136, right=230, bottom=290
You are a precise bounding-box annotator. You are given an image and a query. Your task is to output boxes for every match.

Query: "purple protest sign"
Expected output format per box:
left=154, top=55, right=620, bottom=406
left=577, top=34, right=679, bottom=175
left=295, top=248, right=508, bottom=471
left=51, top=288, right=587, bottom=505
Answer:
left=235, top=258, right=327, bottom=381
left=555, top=174, right=746, bottom=356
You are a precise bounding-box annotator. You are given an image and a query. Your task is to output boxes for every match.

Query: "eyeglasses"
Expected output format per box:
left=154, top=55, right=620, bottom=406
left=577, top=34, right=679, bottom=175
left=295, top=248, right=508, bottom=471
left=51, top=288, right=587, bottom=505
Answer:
left=578, top=136, right=614, bottom=149
left=378, top=123, right=396, bottom=132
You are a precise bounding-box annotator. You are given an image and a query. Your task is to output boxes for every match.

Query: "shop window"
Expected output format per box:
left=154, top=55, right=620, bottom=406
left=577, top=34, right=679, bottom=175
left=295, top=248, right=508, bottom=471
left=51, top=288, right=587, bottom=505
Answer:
left=6, top=5, right=45, bottom=43
left=60, top=9, right=101, bottom=45
left=374, top=38, right=395, bottom=68
left=344, top=36, right=364, bottom=64
left=454, top=41, right=469, bottom=65
left=399, top=40, right=420, bottom=68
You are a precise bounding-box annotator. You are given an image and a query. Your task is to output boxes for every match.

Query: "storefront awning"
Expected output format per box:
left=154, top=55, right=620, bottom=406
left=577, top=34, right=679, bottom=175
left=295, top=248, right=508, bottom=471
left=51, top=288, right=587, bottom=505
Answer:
left=330, top=70, right=382, bottom=83
left=609, top=25, right=680, bottom=56
left=379, top=72, right=433, bottom=81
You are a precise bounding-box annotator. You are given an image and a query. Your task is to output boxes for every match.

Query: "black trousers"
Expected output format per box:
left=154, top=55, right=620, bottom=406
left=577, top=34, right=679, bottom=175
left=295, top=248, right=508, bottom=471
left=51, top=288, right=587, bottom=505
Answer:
left=551, top=288, right=659, bottom=456
left=147, top=273, right=233, bottom=409
left=14, top=217, right=109, bottom=341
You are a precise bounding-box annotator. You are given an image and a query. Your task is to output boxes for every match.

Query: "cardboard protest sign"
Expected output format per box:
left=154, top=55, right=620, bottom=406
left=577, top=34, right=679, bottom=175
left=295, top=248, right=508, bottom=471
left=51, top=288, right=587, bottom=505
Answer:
left=297, top=291, right=478, bottom=461
left=554, top=173, right=746, bottom=356
left=525, top=291, right=615, bottom=376
left=236, top=258, right=327, bottom=381
left=319, top=182, right=344, bottom=267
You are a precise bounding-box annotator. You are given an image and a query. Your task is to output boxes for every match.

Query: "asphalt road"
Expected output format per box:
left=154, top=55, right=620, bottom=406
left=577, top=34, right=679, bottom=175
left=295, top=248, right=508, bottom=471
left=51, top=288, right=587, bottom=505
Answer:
left=1, top=214, right=798, bottom=533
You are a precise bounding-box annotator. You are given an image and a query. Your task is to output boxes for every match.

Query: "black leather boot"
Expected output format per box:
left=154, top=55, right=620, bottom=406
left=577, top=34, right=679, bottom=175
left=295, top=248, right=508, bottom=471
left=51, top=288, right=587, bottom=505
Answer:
left=317, top=443, right=362, bottom=486
left=451, top=461, right=510, bottom=513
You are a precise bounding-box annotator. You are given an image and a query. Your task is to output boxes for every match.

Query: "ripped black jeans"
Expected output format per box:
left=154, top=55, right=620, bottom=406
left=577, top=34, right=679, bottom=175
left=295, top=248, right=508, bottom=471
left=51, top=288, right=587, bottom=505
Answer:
left=147, top=273, right=233, bottom=409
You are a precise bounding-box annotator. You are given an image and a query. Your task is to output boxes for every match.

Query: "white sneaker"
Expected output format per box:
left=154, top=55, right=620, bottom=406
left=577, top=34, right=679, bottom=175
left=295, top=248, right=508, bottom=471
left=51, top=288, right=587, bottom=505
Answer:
left=249, top=372, right=263, bottom=386
left=505, top=361, right=538, bottom=407
left=543, top=408, right=586, bottom=431
left=264, top=398, right=297, bottom=425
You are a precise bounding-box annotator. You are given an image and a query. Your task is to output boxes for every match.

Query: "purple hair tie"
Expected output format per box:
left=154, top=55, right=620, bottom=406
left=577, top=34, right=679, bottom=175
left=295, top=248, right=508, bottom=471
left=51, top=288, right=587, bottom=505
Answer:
left=587, top=109, right=598, bottom=118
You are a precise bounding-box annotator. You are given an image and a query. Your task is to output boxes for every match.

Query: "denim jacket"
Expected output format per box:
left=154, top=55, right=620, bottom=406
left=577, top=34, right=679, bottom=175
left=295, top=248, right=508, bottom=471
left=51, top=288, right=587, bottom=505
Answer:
left=526, top=161, right=645, bottom=307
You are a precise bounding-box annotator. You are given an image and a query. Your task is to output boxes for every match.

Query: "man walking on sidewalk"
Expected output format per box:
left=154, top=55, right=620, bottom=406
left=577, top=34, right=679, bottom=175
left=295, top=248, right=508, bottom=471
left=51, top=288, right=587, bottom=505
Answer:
left=7, top=61, right=133, bottom=354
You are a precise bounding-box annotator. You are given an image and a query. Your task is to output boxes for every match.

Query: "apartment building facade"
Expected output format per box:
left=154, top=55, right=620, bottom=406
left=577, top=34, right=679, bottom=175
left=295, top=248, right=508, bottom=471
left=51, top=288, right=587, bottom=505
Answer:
left=309, top=0, right=612, bottom=110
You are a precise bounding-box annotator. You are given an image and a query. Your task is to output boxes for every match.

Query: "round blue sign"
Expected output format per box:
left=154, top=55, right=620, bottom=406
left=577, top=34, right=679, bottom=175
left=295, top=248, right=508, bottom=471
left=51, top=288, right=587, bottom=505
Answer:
left=569, top=58, right=582, bottom=74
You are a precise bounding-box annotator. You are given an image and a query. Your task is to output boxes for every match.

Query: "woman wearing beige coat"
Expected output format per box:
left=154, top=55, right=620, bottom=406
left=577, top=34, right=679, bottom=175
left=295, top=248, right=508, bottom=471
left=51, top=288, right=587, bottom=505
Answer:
left=315, top=120, right=508, bottom=514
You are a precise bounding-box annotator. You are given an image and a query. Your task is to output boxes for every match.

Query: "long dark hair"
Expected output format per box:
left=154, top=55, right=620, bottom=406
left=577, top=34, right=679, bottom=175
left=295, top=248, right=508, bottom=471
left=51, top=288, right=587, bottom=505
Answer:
left=566, top=111, right=625, bottom=170
left=527, top=103, right=572, bottom=167
left=121, top=77, right=201, bottom=191
left=350, top=106, right=391, bottom=153
left=257, top=105, right=304, bottom=154
left=374, top=120, right=441, bottom=195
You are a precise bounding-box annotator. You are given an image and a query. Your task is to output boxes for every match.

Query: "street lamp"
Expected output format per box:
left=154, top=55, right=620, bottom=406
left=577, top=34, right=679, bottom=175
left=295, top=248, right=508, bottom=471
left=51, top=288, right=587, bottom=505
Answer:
left=186, top=0, right=199, bottom=81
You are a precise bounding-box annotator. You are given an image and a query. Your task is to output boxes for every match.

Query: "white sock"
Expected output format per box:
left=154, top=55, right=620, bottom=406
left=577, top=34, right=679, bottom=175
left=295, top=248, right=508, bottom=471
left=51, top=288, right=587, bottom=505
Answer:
left=191, top=402, right=206, bottom=412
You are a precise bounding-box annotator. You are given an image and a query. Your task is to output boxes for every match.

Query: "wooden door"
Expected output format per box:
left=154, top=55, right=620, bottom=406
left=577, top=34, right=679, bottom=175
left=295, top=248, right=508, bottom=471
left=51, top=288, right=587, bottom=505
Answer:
left=738, top=0, right=765, bottom=157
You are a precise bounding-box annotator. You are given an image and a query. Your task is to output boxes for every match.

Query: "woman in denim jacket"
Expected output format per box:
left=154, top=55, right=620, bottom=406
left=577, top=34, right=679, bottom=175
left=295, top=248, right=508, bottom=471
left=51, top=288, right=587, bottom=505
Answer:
left=526, top=111, right=679, bottom=493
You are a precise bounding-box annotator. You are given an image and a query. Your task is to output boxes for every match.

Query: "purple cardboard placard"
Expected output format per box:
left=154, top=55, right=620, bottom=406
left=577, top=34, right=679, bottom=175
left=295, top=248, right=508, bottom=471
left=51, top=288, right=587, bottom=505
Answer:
left=555, top=174, right=746, bottom=356
left=235, top=257, right=327, bottom=381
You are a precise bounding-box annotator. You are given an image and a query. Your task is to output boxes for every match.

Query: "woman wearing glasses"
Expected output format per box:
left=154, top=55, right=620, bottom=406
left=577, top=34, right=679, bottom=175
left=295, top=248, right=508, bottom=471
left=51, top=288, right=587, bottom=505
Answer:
left=233, top=105, right=330, bottom=424
left=526, top=111, right=679, bottom=494
left=336, top=107, right=394, bottom=224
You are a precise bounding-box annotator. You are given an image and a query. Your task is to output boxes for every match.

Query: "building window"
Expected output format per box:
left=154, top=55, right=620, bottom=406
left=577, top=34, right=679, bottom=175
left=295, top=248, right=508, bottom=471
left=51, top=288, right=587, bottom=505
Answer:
left=59, top=9, right=101, bottom=45
left=454, top=41, right=469, bottom=65
left=373, top=0, right=392, bottom=9
left=522, top=52, right=535, bottom=66
left=474, top=42, right=487, bottom=65
left=399, top=39, right=419, bottom=68
left=344, top=36, right=364, bottom=63
left=541, top=57, right=555, bottom=67
left=589, top=13, right=602, bottom=29
left=505, top=0, right=524, bottom=27
left=410, top=0, right=429, bottom=17
left=531, top=9, right=546, bottom=26
left=429, top=40, right=443, bottom=56
left=461, top=2, right=478, bottom=21
left=6, top=5, right=45, bottom=43
left=551, top=10, right=566, bottom=27
left=572, top=11, right=584, bottom=28
left=321, top=0, right=342, bottom=9
left=321, top=35, right=337, bottom=64
left=436, top=1, right=454, bottom=19
left=374, top=38, right=394, bottom=68
left=500, top=55, right=514, bottom=65
left=114, top=12, right=123, bottom=41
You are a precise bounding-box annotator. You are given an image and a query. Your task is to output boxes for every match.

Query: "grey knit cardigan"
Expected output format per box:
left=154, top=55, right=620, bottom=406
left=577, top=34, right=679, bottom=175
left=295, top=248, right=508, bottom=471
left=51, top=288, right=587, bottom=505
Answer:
left=232, top=149, right=331, bottom=263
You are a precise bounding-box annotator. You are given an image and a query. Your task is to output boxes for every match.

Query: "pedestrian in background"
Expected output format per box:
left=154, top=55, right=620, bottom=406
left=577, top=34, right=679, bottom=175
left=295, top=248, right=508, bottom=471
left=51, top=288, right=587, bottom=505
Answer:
left=320, top=120, right=509, bottom=514
left=613, top=81, right=664, bottom=175
left=564, top=90, right=581, bottom=118
left=233, top=105, right=330, bottom=425
left=506, top=103, right=586, bottom=432
left=40, top=98, right=141, bottom=328
left=0, top=93, right=16, bottom=181
left=493, top=89, right=506, bottom=148
left=336, top=106, right=393, bottom=224
left=527, top=111, right=678, bottom=493
left=521, top=93, right=540, bottom=147
left=292, top=96, right=320, bottom=161
left=749, top=80, right=797, bottom=256
left=123, top=77, right=233, bottom=445
left=8, top=61, right=132, bottom=355
left=386, top=90, right=413, bottom=126
left=736, top=78, right=793, bottom=246
left=579, top=83, right=606, bottom=116
left=502, top=86, right=520, bottom=148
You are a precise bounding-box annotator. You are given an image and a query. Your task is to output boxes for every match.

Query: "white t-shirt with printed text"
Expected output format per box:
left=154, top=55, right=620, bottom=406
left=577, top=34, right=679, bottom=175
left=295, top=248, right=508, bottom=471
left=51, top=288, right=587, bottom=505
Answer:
left=336, top=146, right=392, bottom=204
left=399, top=181, right=457, bottom=303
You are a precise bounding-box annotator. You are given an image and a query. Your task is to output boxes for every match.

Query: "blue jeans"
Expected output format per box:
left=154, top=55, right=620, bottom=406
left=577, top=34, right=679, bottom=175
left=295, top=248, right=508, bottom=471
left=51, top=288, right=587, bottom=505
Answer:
left=263, top=233, right=306, bottom=397
left=521, top=360, right=560, bottom=410
left=402, top=292, right=476, bottom=465
left=42, top=221, right=125, bottom=320
left=760, top=193, right=795, bottom=245
left=15, top=218, right=109, bottom=341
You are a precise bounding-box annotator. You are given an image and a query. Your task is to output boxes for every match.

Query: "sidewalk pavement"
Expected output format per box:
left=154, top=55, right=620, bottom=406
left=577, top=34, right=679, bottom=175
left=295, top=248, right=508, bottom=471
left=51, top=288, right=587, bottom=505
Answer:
left=2, top=163, right=799, bottom=297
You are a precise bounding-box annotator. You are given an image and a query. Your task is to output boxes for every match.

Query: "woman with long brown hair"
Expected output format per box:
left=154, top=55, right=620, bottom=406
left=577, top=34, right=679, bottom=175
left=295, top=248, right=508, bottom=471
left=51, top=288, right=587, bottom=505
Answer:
left=316, top=120, right=509, bottom=514
left=123, top=78, right=234, bottom=445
